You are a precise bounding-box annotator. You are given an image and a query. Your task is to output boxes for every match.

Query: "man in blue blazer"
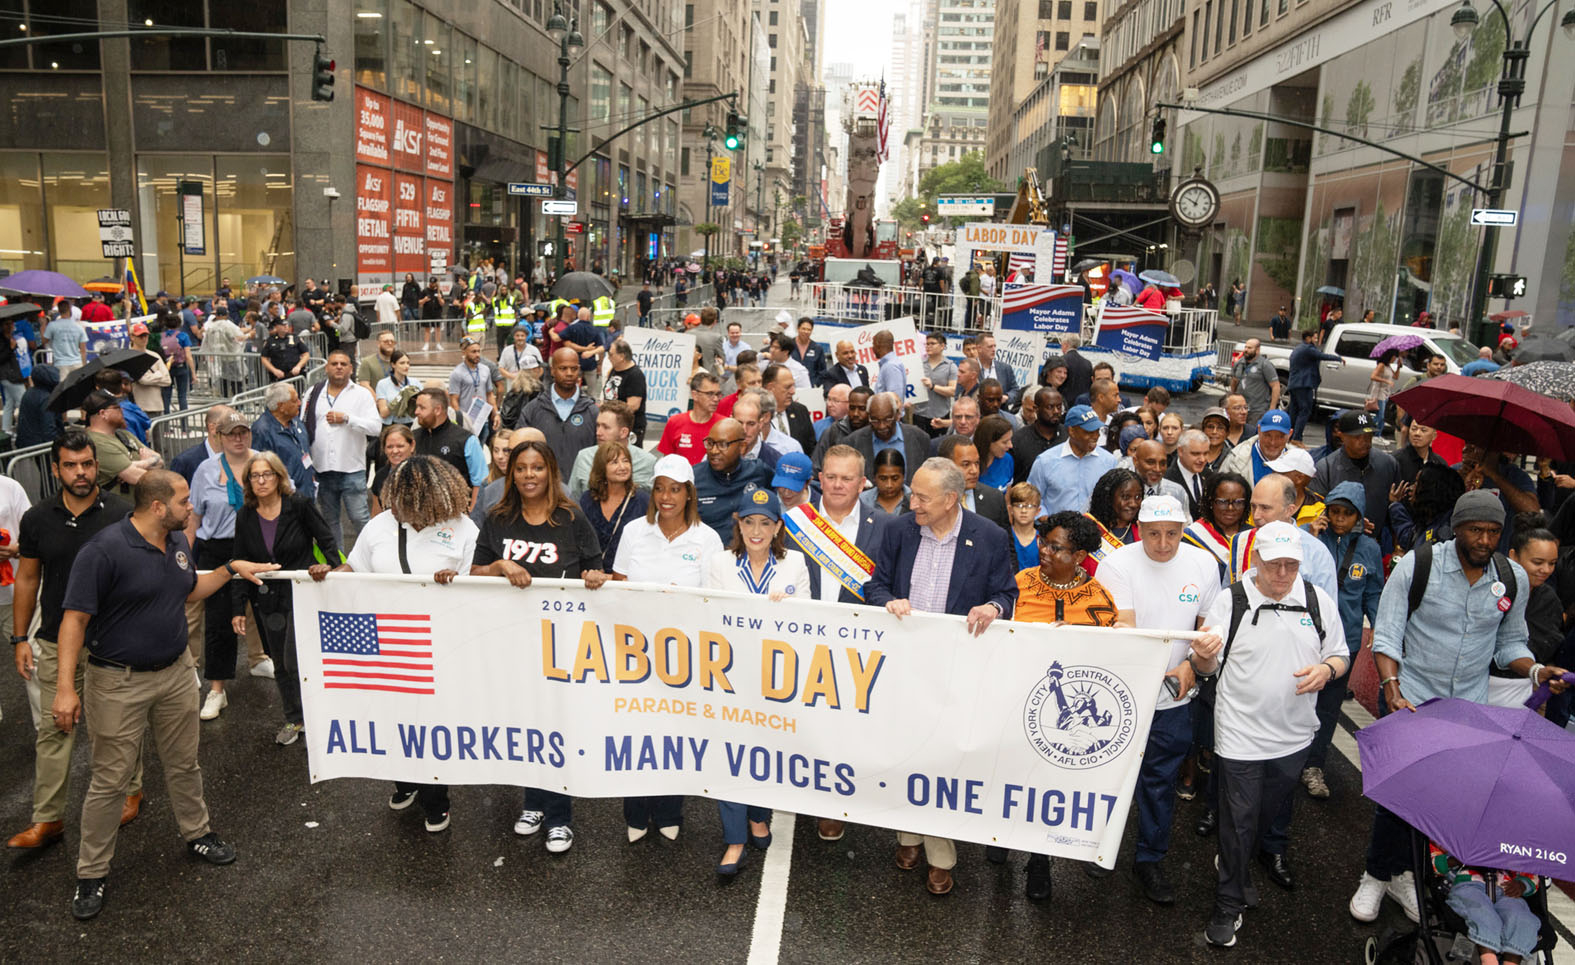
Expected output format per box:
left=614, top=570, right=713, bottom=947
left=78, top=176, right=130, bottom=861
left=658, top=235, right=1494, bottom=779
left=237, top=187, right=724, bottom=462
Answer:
left=864, top=455, right=1018, bottom=897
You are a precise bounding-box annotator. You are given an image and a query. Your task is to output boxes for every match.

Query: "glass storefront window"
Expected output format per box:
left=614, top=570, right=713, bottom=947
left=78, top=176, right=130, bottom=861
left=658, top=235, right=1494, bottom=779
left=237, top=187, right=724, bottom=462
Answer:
left=215, top=156, right=294, bottom=292
left=41, top=154, right=111, bottom=282
left=133, top=76, right=291, bottom=154
left=500, top=60, right=519, bottom=141
left=391, top=0, right=423, bottom=105
left=635, top=95, right=649, bottom=156
left=0, top=153, right=45, bottom=274
left=128, top=0, right=206, bottom=71
left=354, top=0, right=389, bottom=89
left=136, top=155, right=217, bottom=296
left=423, top=13, right=451, bottom=114
left=22, top=0, right=103, bottom=71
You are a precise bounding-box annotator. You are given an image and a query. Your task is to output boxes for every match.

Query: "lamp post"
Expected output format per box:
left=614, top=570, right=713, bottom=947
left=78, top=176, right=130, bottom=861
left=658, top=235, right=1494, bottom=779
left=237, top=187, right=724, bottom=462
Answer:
left=753, top=160, right=765, bottom=249
left=1452, top=0, right=1575, bottom=346
left=701, top=124, right=719, bottom=269
left=548, top=5, right=584, bottom=283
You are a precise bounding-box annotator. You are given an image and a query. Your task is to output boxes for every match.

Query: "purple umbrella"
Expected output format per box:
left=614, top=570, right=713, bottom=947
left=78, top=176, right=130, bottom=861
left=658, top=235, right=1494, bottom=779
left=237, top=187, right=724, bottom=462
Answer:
left=0, top=269, right=90, bottom=300
left=1354, top=693, right=1575, bottom=880
left=1370, top=333, right=1425, bottom=358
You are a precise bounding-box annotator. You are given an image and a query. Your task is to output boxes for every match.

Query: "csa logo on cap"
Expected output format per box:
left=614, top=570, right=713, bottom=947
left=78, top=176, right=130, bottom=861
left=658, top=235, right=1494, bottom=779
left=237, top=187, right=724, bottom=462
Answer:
left=752, top=489, right=770, bottom=504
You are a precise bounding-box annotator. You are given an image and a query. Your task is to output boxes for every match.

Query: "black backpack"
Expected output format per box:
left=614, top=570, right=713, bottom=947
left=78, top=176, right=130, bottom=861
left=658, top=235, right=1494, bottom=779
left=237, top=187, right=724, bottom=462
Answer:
left=1219, top=578, right=1326, bottom=677
left=349, top=306, right=371, bottom=340
left=1404, top=540, right=1517, bottom=640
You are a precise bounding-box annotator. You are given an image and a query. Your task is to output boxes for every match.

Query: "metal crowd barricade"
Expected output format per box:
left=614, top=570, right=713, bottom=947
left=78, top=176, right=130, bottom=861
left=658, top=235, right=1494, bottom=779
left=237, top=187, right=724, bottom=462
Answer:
left=188, top=349, right=266, bottom=401
left=4, top=442, right=59, bottom=503
left=808, top=282, right=997, bottom=334
left=146, top=358, right=326, bottom=465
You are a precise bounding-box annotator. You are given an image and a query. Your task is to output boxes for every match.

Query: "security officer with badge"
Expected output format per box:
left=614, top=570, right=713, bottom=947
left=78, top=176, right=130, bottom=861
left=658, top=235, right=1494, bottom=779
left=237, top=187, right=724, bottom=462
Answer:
left=52, top=470, right=278, bottom=921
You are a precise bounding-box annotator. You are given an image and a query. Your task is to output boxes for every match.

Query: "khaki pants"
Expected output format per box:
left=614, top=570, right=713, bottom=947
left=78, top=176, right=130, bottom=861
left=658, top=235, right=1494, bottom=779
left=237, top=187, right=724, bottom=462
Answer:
left=30, top=636, right=144, bottom=823
left=896, top=831, right=957, bottom=870
left=185, top=597, right=265, bottom=671
left=78, top=651, right=209, bottom=879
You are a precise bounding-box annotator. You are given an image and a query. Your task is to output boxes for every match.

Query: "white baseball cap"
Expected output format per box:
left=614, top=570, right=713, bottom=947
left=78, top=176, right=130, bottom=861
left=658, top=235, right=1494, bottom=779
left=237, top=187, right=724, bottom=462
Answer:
left=1265, top=447, right=1316, bottom=477
left=1254, top=521, right=1304, bottom=562
left=653, top=453, right=694, bottom=486
left=1137, top=494, right=1186, bottom=524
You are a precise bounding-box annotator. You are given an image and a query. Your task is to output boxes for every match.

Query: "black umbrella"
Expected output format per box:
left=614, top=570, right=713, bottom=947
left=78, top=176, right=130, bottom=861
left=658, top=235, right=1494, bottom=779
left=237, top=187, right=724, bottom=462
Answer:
left=0, top=301, right=43, bottom=321
left=550, top=271, right=615, bottom=303
left=1488, top=361, right=1575, bottom=403
left=46, top=348, right=160, bottom=413
left=1071, top=258, right=1104, bottom=274
left=1511, top=335, right=1575, bottom=365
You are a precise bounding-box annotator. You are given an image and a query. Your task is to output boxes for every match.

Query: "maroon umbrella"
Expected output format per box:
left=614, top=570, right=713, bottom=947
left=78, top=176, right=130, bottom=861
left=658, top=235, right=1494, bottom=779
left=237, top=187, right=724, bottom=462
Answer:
left=1389, top=373, right=1575, bottom=459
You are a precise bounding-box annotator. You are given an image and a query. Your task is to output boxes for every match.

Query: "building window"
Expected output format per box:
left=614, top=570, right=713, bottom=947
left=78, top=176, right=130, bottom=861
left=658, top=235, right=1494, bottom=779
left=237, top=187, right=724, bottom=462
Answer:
left=1202, top=0, right=1212, bottom=58
left=1038, top=0, right=1054, bottom=17
left=1261, top=0, right=1271, bottom=25
left=683, top=50, right=692, bottom=79
left=1243, top=0, right=1253, bottom=35
left=1228, top=0, right=1238, bottom=43
left=769, top=10, right=778, bottom=23
left=1058, top=0, right=1073, bottom=16
left=1083, top=0, right=1097, bottom=17
left=1190, top=10, right=1199, bottom=67
left=354, top=0, right=387, bottom=89
left=1215, top=0, right=1225, bottom=53
left=680, top=147, right=690, bottom=176
left=1278, top=0, right=1288, bottom=14
left=685, top=4, right=693, bottom=29
left=1055, top=31, right=1069, bottom=49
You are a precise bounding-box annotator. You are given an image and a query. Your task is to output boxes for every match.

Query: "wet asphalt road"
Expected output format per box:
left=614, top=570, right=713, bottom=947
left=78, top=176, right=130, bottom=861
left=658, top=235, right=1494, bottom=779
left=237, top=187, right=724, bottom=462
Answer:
left=1, top=669, right=1434, bottom=965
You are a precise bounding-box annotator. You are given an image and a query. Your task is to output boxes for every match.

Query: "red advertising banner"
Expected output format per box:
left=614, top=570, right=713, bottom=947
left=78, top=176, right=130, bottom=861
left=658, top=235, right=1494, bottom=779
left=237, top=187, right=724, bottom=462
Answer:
left=355, top=164, right=392, bottom=290
left=355, top=87, right=390, bottom=165
left=392, top=172, right=425, bottom=276
left=391, top=99, right=425, bottom=173
left=425, top=178, right=453, bottom=269
left=424, top=114, right=453, bottom=180
left=535, top=150, right=550, bottom=183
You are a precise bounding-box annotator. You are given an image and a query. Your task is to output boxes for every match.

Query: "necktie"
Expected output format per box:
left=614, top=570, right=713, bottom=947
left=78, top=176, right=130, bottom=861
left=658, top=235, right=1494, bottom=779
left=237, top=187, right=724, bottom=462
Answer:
left=1191, top=474, right=1202, bottom=504
left=1148, top=485, right=1160, bottom=496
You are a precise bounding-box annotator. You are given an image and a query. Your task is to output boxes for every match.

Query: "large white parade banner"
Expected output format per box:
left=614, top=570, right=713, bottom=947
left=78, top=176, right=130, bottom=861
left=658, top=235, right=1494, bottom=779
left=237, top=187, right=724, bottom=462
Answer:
left=290, top=574, right=1178, bottom=866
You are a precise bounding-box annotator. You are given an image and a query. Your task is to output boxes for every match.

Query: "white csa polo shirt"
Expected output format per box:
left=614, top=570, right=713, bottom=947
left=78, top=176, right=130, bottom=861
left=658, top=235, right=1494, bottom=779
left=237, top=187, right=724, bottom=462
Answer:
left=1096, top=541, right=1222, bottom=710
left=611, top=518, right=723, bottom=587
left=345, top=511, right=479, bottom=576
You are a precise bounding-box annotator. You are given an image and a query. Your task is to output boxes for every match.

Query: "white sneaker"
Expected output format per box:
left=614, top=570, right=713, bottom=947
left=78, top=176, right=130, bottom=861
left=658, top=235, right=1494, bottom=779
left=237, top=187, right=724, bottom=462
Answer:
left=250, top=658, right=276, bottom=679
left=1386, top=872, right=1421, bottom=923
left=1349, top=872, right=1386, bottom=921
left=513, top=809, right=544, bottom=837
left=545, top=825, right=574, bottom=854
left=199, top=690, right=228, bottom=721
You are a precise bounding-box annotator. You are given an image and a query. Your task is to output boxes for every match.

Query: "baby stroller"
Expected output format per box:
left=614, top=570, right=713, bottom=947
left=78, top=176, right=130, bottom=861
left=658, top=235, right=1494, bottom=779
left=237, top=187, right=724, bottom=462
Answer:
left=1364, top=828, right=1559, bottom=965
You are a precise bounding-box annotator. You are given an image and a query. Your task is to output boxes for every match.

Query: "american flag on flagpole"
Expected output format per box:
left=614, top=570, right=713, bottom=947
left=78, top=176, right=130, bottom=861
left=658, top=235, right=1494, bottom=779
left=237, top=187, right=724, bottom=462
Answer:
left=876, top=80, right=891, bottom=163
left=319, top=611, right=435, bottom=695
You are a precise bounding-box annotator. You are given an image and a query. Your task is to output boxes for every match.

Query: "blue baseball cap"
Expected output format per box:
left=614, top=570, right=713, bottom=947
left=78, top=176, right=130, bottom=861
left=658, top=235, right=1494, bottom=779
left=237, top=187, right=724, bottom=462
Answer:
left=1065, top=404, right=1103, bottom=432
left=1257, top=409, right=1292, bottom=434
left=736, top=485, right=782, bottom=522
left=771, top=451, right=813, bottom=491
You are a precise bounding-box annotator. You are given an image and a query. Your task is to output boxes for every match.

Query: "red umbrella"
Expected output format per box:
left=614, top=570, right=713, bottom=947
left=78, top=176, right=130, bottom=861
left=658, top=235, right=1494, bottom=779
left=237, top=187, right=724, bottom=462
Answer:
left=1488, top=310, right=1529, bottom=322
left=1390, top=373, right=1575, bottom=459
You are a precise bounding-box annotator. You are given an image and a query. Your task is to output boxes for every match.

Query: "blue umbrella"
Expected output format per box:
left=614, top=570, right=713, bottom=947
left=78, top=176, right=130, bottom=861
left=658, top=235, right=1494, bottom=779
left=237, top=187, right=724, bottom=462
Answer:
left=1315, top=285, right=1344, bottom=297
left=1139, top=269, right=1180, bottom=287
left=1108, top=268, right=1141, bottom=295
left=246, top=274, right=288, bottom=287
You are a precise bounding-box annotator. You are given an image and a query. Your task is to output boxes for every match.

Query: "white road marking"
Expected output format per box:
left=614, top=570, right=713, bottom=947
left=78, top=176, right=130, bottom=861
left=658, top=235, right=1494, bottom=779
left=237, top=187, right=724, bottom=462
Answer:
left=1334, top=699, right=1573, bottom=941
left=745, top=811, right=797, bottom=965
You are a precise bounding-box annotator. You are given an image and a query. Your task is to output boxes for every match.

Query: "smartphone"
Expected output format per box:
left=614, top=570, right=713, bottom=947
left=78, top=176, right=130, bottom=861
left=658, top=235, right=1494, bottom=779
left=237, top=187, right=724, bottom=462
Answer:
left=1163, top=675, right=1182, bottom=699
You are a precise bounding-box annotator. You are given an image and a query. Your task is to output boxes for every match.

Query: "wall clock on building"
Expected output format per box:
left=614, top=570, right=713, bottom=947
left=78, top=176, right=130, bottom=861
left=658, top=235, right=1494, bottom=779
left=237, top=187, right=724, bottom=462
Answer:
left=1169, top=175, right=1220, bottom=230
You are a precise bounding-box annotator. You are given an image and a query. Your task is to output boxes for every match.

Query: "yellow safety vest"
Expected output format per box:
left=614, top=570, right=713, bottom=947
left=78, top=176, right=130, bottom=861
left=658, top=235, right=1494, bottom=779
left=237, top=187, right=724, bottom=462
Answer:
left=592, top=295, right=615, bottom=327
left=493, top=296, right=517, bottom=328
left=466, top=299, right=487, bottom=333
left=549, top=298, right=570, bottom=320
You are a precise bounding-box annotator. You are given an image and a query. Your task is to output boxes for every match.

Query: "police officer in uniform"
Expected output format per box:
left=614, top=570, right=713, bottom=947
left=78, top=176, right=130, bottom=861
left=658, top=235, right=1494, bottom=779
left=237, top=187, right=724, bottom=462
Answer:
left=52, top=470, right=278, bottom=920
left=464, top=287, right=490, bottom=341
left=492, top=286, right=519, bottom=357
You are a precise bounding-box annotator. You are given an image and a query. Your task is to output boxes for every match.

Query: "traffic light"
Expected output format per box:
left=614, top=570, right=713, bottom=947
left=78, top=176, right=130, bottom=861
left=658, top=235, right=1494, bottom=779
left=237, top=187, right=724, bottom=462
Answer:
left=1486, top=274, right=1527, bottom=299
left=312, top=48, right=336, bottom=102
left=920, top=213, right=930, bottom=224
left=1150, top=117, right=1166, bottom=155
left=724, top=111, right=742, bottom=150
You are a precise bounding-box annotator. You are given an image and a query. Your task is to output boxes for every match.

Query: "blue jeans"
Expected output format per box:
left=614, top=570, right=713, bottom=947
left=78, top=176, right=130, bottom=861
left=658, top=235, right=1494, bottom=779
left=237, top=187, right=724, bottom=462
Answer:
left=718, top=801, right=772, bottom=845
left=523, top=787, right=573, bottom=828
left=1446, top=882, right=1541, bottom=958
left=0, top=380, right=23, bottom=435
left=162, top=364, right=191, bottom=411
left=1136, top=704, right=1193, bottom=864
left=316, top=470, right=370, bottom=550
left=1373, top=399, right=1389, bottom=436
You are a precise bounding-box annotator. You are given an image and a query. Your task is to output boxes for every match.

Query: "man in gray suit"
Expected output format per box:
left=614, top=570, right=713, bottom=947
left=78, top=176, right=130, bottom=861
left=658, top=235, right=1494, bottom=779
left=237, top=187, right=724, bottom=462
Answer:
left=847, top=393, right=930, bottom=484
left=693, top=306, right=726, bottom=377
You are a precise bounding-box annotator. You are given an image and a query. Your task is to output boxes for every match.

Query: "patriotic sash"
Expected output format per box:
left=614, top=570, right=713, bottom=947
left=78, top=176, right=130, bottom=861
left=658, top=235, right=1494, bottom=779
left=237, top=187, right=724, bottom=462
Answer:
left=1080, top=513, right=1137, bottom=574
left=1227, top=529, right=1256, bottom=585
left=784, top=504, right=875, bottom=600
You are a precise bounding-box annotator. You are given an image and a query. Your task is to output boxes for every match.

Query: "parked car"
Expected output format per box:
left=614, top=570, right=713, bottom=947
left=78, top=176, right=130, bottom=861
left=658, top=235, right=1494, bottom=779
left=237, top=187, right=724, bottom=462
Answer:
left=1215, top=323, right=1479, bottom=411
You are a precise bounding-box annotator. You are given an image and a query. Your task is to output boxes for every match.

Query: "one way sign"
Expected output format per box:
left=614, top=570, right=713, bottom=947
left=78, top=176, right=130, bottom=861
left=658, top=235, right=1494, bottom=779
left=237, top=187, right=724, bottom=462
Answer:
left=1470, top=209, right=1517, bottom=227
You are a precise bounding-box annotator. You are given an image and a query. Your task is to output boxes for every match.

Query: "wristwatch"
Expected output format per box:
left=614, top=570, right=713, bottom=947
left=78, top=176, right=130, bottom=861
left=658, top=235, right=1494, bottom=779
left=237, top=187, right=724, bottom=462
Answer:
left=222, top=561, right=238, bottom=576
left=10, top=634, right=28, bottom=645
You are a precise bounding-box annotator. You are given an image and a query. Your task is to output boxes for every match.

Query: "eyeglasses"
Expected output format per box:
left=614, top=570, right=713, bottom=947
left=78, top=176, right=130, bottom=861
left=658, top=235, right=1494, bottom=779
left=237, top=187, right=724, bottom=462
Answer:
left=1213, top=497, right=1247, bottom=508
left=250, top=470, right=278, bottom=480
left=703, top=437, right=745, bottom=450
left=692, top=389, right=721, bottom=398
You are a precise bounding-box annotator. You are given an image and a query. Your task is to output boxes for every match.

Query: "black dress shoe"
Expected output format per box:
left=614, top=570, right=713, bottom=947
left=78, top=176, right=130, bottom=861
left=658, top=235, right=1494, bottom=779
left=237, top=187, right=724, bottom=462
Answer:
left=1195, top=808, right=1217, bottom=837
left=1258, top=851, right=1294, bottom=890
left=1134, top=861, right=1176, bottom=904
left=72, top=878, right=106, bottom=920
left=984, top=845, right=1008, bottom=864
left=1025, top=854, right=1052, bottom=901
left=1083, top=861, right=1113, bottom=879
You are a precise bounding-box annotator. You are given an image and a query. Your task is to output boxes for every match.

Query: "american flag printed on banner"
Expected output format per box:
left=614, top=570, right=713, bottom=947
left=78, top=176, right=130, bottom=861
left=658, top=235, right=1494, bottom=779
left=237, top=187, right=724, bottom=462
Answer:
left=319, top=611, right=435, bottom=695
left=1054, top=237, right=1068, bottom=276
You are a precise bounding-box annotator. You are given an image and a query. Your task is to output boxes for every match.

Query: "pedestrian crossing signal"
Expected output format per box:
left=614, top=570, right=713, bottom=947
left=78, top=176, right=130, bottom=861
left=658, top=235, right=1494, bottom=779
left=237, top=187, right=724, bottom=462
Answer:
left=1487, top=274, right=1527, bottom=299
left=312, top=49, right=336, bottom=102
left=1150, top=118, right=1166, bottom=155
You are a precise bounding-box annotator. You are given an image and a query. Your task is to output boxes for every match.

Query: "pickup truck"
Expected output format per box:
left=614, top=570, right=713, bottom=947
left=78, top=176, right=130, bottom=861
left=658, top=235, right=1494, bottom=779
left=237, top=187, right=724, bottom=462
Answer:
left=1215, top=323, right=1480, bottom=411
